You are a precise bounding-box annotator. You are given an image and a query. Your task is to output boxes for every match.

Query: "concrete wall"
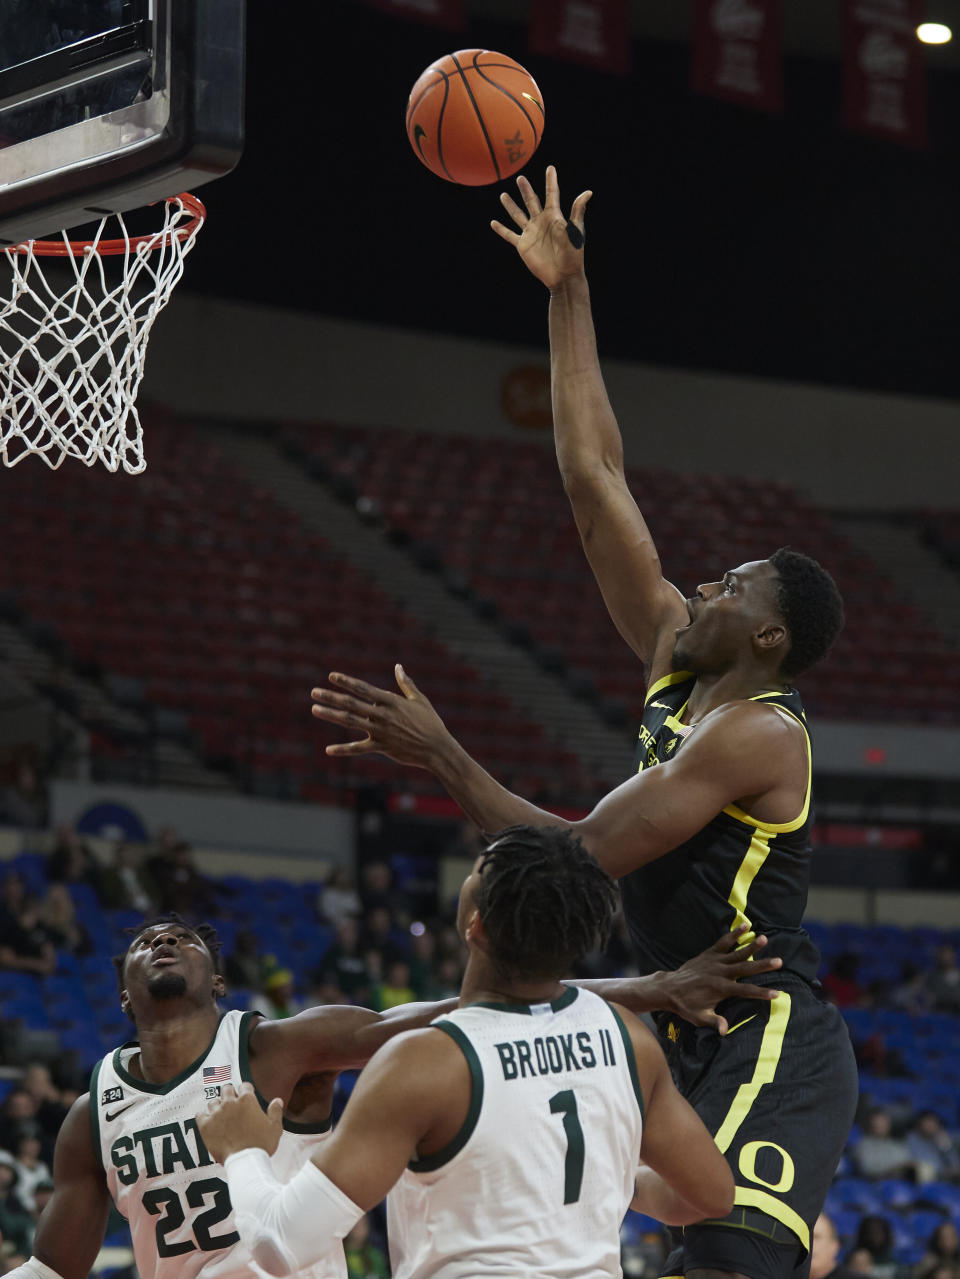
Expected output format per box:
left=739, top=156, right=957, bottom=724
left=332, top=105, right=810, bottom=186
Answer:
left=145, top=294, right=960, bottom=510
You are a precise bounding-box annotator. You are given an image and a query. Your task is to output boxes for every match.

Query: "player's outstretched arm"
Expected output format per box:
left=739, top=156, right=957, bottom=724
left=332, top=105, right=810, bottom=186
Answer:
left=577, top=924, right=781, bottom=1034
left=249, top=992, right=462, bottom=1087
left=621, top=1010, right=734, bottom=1224
left=312, top=668, right=798, bottom=881
left=202, top=1033, right=458, bottom=1276
left=492, top=164, right=688, bottom=674
left=5, top=1096, right=112, bottom=1279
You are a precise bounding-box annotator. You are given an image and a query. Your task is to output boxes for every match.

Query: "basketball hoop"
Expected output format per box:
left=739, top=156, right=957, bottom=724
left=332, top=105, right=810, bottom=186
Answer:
left=0, top=193, right=205, bottom=474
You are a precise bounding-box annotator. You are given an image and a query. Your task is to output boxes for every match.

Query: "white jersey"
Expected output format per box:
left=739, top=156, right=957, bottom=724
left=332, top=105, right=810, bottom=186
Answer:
left=386, top=986, right=644, bottom=1279
left=89, top=1010, right=345, bottom=1279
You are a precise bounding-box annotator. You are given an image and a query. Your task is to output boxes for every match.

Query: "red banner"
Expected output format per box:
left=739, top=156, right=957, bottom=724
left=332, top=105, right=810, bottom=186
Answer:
left=529, top=0, right=631, bottom=75
left=691, top=0, right=783, bottom=112
left=366, top=0, right=466, bottom=29
left=843, top=0, right=927, bottom=147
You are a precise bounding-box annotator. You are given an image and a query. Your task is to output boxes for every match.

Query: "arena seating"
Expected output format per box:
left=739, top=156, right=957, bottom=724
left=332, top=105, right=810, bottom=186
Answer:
left=282, top=422, right=960, bottom=727
left=0, top=419, right=589, bottom=803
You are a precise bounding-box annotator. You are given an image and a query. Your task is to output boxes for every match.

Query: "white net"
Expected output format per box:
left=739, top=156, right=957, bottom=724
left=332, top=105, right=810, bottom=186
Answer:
left=0, top=194, right=204, bottom=474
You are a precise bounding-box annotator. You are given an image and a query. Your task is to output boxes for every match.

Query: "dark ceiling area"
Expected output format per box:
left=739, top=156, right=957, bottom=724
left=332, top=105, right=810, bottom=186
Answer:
left=186, top=0, right=960, bottom=401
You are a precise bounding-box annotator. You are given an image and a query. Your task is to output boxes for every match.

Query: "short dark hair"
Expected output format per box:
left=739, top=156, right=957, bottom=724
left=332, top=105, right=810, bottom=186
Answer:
left=768, top=548, right=844, bottom=678
left=474, top=826, right=617, bottom=981
left=112, top=911, right=224, bottom=995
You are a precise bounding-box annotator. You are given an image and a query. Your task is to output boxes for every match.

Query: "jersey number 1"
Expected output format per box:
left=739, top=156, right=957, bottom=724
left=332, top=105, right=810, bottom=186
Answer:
left=549, top=1090, right=585, bottom=1205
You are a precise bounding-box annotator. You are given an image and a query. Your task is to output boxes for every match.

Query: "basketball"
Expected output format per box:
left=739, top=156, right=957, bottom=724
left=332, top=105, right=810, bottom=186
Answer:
left=405, top=49, right=545, bottom=186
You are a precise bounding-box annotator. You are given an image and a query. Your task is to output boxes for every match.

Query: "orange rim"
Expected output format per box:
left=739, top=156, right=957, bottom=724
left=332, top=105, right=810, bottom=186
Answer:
left=9, top=192, right=206, bottom=257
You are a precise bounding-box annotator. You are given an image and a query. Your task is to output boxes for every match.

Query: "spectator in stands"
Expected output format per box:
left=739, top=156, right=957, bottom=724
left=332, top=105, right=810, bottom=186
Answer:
left=0, top=874, right=56, bottom=978
left=433, top=954, right=465, bottom=999
left=146, top=836, right=217, bottom=917
left=98, top=840, right=157, bottom=914
left=250, top=961, right=302, bottom=1020
left=0, top=1094, right=50, bottom=1168
left=37, top=883, right=92, bottom=957
left=0, top=759, right=46, bottom=830
left=811, top=1212, right=858, bottom=1279
left=0, top=1158, right=32, bottom=1259
left=343, top=1213, right=389, bottom=1279
left=823, top=952, right=865, bottom=1007
left=853, top=1032, right=912, bottom=1080
left=360, top=905, right=407, bottom=963
left=373, top=958, right=416, bottom=1011
left=318, top=865, right=361, bottom=927
left=224, top=928, right=263, bottom=991
left=358, top=860, right=394, bottom=915
left=907, top=1111, right=960, bottom=1184
left=853, top=1107, right=916, bottom=1182
left=851, top=1216, right=899, bottom=1279
left=925, top=945, right=960, bottom=1016
left=890, top=962, right=932, bottom=1017
left=10, top=1134, right=49, bottom=1215
left=45, top=823, right=99, bottom=890
left=915, top=1224, right=960, bottom=1279
left=313, top=917, right=373, bottom=1003
left=17, top=1065, right=68, bottom=1151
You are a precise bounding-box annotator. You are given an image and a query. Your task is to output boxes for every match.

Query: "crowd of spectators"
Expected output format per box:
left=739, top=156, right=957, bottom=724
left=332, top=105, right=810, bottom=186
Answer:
left=2, top=819, right=960, bottom=1275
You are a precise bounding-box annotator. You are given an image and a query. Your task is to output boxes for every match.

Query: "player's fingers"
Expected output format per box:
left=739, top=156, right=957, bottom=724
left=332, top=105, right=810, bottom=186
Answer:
left=499, top=191, right=528, bottom=228
left=312, top=688, right=377, bottom=718
left=267, top=1097, right=284, bottom=1122
left=544, top=164, right=560, bottom=208
left=732, top=983, right=781, bottom=1002
left=713, top=1014, right=729, bottom=1036
left=327, top=672, right=394, bottom=703
left=570, top=190, right=593, bottom=225
left=395, top=664, right=421, bottom=699
left=326, top=737, right=376, bottom=756
left=311, top=704, right=373, bottom=734
left=490, top=220, right=521, bottom=246
left=516, top=173, right=542, bottom=217
left=220, top=1083, right=238, bottom=1101
left=237, top=1082, right=256, bottom=1100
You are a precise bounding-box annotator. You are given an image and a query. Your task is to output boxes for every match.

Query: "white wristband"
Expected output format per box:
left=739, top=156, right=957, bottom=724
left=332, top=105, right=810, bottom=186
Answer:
left=224, top=1147, right=363, bottom=1277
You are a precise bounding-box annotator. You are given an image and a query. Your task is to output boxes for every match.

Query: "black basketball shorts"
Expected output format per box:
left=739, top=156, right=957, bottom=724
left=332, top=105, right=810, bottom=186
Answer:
left=656, top=975, right=858, bottom=1279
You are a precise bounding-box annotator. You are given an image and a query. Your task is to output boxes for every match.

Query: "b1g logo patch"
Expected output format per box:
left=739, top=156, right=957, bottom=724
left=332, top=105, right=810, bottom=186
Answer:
left=204, top=1085, right=222, bottom=1100
left=102, top=1086, right=124, bottom=1105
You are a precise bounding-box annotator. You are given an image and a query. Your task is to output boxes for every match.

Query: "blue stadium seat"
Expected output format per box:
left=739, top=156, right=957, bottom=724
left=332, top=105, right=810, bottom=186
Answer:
left=875, top=1179, right=918, bottom=1210
left=10, top=853, right=47, bottom=895
left=0, top=971, right=42, bottom=999
left=2, top=997, right=51, bottom=1029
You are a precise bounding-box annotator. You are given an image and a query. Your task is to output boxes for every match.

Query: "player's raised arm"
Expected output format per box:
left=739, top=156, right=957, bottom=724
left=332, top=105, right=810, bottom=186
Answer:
left=492, top=164, right=688, bottom=672
left=5, top=1096, right=112, bottom=1279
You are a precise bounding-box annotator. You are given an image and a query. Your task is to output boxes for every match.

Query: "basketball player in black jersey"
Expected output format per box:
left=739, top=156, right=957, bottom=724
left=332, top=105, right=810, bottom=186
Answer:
left=310, top=167, right=858, bottom=1279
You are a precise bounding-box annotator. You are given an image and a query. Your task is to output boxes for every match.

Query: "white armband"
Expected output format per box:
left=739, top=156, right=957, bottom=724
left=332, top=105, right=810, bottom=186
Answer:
left=223, top=1147, right=364, bottom=1277
left=4, top=1260, right=66, bottom=1279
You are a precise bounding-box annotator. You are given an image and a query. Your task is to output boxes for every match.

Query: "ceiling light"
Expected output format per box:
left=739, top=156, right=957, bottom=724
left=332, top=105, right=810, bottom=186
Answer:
left=916, top=23, right=952, bottom=43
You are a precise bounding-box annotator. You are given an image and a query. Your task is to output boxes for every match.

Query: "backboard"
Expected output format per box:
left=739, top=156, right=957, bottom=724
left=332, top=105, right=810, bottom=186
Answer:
left=0, top=0, right=244, bottom=247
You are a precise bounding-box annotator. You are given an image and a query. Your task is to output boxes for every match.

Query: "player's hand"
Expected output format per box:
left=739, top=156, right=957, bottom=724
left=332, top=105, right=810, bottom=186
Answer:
left=311, top=665, right=452, bottom=770
left=491, top=165, right=592, bottom=291
left=656, top=926, right=783, bottom=1035
left=196, top=1082, right=283, bottom=1162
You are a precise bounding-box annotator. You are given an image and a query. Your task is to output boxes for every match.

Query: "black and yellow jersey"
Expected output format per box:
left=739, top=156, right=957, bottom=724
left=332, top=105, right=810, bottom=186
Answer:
left=620, top=670, right=820, bottom=983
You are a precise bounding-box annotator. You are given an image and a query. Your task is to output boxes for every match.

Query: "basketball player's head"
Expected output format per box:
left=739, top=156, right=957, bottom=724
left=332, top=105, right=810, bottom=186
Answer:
left=457, top=825, right=617, bottom=982
left=671, top=547, right=843, bottom=682
left=809, top=1212, right=841, bottom=1279
left=113, top=913, right=225, bottom=1023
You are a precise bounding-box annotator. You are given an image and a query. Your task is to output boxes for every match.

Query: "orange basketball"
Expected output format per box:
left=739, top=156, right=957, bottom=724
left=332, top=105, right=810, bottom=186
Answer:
left=406, top=49, right=545, bottom=186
